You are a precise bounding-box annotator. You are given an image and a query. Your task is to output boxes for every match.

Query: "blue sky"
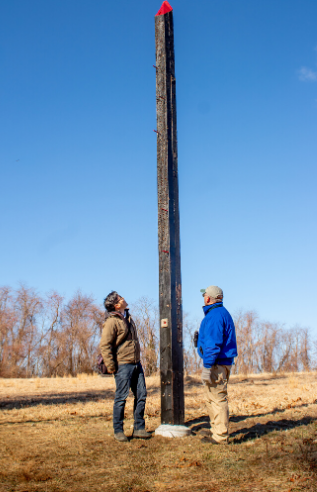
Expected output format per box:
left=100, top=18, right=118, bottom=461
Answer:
left=1, top=0, right=316, bottom=335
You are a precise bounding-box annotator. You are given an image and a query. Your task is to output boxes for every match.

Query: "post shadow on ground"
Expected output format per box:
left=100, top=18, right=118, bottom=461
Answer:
left=186, top=401, right=315, bottom=430
left=0, top=388, right=116, bottom=411
left=228, top=374, right=288, bottom=385
left=184, top=374, right=290, bottom=388
left=186, top=413, right=316, bottom=443
left=230, top=416, right=316, bottom=443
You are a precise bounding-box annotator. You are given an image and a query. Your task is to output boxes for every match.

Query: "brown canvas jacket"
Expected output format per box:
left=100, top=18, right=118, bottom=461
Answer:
left=99, top=311, right=141, bottom=373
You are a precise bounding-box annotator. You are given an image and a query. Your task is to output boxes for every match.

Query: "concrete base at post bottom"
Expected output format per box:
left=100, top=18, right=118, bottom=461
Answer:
left=155, top=424, right=191, bottom=438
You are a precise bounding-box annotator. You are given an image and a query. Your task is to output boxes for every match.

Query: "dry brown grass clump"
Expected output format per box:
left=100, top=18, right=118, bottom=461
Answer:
left=0, top=372, right=317, bottom=491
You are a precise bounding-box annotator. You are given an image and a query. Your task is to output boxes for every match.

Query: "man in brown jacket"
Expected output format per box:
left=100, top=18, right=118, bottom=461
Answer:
left=100, top=291, right=151, bottom=442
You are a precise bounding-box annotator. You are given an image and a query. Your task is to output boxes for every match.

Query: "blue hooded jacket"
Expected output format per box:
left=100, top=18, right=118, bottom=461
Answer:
left=197, top=303, right=238, bottom=368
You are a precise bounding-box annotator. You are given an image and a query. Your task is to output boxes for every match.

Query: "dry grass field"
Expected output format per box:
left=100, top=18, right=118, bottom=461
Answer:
left=0, top=372, right=317, bottom=492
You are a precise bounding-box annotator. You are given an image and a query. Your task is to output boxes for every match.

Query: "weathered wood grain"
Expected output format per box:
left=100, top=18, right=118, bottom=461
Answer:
left=155, top=9, right=184, bottom=425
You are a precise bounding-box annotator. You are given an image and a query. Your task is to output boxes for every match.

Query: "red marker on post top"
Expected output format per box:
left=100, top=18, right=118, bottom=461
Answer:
left=155, top=1, right=173, bottom=16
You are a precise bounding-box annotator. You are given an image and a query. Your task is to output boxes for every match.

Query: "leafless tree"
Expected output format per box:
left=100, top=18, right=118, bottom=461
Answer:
left=0, top=285, right=42, bottom=377
left=0, top=287, right=16, bottom=377
left=131, top=297, right=159, bottom=376
left=57, top=291, right=103, bottom=376
left=36, top=291, right=64, bottom=377
left=182, top=313, right=201, bottom=374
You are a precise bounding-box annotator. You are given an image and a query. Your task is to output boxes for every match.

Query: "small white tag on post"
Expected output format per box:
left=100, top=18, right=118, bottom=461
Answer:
left=161, top=318, right=168, bottom=328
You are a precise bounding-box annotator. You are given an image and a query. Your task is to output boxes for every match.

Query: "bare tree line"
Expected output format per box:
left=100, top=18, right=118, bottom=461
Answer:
left=0, top=286, right=103, bottom=378
left=0, top=285, right=316, bottom=378
left=231, top=310, right=315, bottom=374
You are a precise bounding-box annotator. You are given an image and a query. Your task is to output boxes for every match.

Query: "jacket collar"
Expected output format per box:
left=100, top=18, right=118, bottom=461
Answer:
left=203, top=303, right=223, bottom=315
left=109, top=309, right=130, bottom=321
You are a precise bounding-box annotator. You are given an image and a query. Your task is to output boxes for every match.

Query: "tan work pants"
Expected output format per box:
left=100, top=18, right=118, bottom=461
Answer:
left=203, top=364, right=231, bottom=444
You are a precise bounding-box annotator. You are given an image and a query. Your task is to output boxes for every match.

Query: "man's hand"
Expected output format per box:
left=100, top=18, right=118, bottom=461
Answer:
left=193, top=331, right=199, bottom=348
left=108, top=368, right=117, bottom=375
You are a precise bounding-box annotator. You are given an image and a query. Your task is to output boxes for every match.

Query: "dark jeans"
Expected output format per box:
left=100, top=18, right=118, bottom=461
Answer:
left=113, top=362, right=147, bottom=434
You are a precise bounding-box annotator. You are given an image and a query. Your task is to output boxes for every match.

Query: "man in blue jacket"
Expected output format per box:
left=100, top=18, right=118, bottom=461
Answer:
left=196, top=285, right=238, bottom=444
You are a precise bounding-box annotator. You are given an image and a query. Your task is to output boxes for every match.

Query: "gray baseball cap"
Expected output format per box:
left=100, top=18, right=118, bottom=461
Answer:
left=200, top=285, right=223, bottom=299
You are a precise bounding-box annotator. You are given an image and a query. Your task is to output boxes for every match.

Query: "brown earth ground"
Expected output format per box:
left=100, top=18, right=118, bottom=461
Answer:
left=0, top=372, right=317, bottom=492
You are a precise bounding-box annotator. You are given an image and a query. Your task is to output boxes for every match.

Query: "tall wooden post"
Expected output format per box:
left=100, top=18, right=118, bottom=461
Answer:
left=155, top=1, right=184, bottom=425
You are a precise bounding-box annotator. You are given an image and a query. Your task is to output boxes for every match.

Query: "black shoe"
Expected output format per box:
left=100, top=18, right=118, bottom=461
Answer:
left=114, top=432, right=128, bottom=442
left=201, top=436, right=220, bottom=444
left=199, top=429, right=211, bottom=437
left=133, top=429, right=152, bottom=439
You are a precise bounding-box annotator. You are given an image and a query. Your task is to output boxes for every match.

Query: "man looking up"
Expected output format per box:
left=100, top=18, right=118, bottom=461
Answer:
left=100, top=291, right=151, bottom=442
left=196, top=285, right=238, bottom=444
